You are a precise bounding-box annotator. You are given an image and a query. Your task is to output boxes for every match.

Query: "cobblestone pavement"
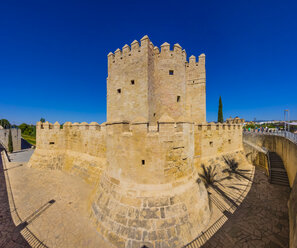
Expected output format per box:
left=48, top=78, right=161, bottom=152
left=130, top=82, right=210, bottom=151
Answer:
left=1, top=150, right=112, bottom=248
left=203, top=167, right=290, bottom=248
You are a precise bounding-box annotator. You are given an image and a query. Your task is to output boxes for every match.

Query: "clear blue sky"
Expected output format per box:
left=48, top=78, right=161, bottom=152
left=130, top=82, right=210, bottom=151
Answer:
left=1, top=0, right=296, bottom=125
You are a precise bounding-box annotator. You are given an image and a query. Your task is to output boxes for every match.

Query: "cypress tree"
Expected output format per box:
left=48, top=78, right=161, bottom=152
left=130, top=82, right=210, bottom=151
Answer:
left=218, top=96, right=223, bottom=123
left=8, top=129, right=13, bottom=153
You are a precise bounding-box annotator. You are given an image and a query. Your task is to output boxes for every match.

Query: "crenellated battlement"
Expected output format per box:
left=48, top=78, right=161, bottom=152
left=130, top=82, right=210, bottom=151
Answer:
left=195, top=121, right=244, bottom=131
left=107, top=35, right=151, bottom=65
left=37, top=119, right=244, bottom=138
left=108, top=35, right=203, bottom=66
left=194, top=120, right=244, bottom=161
left=37, top=119, right=195, bottom=136
left=37, top=121, right=104, bottom=131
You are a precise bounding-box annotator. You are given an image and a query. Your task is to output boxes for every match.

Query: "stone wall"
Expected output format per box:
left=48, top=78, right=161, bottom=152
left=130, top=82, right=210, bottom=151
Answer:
left=30, top=119, right=245, bottom=247
left=29, top=121, right=106, bottom=186
left=194, top=122, right=243, bottom=167
left=0, top=128, right=21, bottom=151
left=289, top=176, right=297, bottom=248
left=243, top=133, right=297, bottom=187
left=91, top=119, right=210, bottom=248
left=243, top=132, right=297, bottom=248
left=243, top=141, right=269, bottom=174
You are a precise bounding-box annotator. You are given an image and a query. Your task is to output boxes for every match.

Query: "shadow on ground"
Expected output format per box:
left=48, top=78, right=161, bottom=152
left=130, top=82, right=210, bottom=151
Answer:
left=0, top=149, right=30, bottom=248
left=203, top=167, right=290, bottom=248
left=0, top=149, right=54, bottom=248
left=21, top=139, right=32, bottom=150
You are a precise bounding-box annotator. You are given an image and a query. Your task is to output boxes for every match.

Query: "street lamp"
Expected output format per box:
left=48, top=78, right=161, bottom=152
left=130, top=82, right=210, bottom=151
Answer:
left=284, top=109, right=289, bottom=132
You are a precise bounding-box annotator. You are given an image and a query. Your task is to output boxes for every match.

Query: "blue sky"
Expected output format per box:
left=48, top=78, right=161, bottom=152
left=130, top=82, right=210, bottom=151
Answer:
left=0, top=0, right=296, bottom=125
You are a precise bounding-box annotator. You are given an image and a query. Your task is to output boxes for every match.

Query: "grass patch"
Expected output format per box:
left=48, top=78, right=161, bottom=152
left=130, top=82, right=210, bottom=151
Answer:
left=22, top=134, right=36, bottom=145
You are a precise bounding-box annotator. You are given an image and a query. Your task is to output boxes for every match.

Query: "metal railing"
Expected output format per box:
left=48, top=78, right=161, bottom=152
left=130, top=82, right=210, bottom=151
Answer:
left=244, top=130, right=297, bottom=145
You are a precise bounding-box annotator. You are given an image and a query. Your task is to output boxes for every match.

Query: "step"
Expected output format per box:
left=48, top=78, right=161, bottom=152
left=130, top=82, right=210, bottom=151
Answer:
left=271, top=174, right=288, bottom=177
left=271, top=167, right=286, bottom=172
left=271, top=174, right=289, bottom=178
left=270, top=162, right=285, bottom=165
left=271, top=172, right=288, bottom=176
left=271, top=178, right=289, bottom=182
left=271, top=180, right=290, bottom=186
left=271, top=177, right=289, bottom=182
left=271, top=172, right=287, bottom=176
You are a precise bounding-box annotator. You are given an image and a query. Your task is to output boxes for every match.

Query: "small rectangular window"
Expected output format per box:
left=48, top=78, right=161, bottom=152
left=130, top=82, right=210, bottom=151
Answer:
left=177, top=96, right=180, bottom=102
left=209, top=141, right=213, bottom=147
left=131, top=80, right=135, bottom=85
left=228, top=139, right=231, bottom=144
left=142, top=160, right=145, bottom=165
left=117, top=89, right=121, bottom=94
left=49, top=142, right=55, bottom=145
left=169, top=70, right=174, bottom=75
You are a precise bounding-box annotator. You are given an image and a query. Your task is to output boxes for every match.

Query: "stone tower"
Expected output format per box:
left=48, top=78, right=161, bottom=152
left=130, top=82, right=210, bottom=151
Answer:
left=90, top=36, right=210, bottom=248
left=107, top=35, right=206, bottom=123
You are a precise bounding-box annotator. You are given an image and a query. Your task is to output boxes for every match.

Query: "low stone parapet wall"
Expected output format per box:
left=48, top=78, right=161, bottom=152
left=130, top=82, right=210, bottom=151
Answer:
left=243, top=132, right=297, bottom=248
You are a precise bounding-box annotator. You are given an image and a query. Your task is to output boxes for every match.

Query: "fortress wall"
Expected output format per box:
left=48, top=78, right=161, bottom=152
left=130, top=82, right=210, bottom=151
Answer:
left=29, top=122, right=107, bottom=185
left=243, top=133, right=297, bottom=187
left=195, top=123, right=243, bottom=165
left=0, top=128, right=21, bottom=151
left=105, top=121, right=195, bottom=186
left=91, top=120, right=211, bottom=248
left=243, top=141, right=269, bottom=174
left=186, top=54, right=206, bottom=123
left=243, top=133, right=297, bottom=248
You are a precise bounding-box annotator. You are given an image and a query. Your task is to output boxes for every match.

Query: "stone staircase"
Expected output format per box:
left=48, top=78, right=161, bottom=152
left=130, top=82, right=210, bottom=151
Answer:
left=269, top=152, right=290, bottom=187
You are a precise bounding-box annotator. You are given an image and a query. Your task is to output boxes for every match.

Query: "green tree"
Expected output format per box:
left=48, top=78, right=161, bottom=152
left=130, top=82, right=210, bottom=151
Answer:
left=217, top=96, right=223, bottom=123
left=19, top=123, right=29, bottom=134
left=40, top=118, right=45, bottom=123
left=0, top=119, right=11, bottom=129
left=18, top=123, right=36, bottom=136
left=8, top=129, right=13, bottom=153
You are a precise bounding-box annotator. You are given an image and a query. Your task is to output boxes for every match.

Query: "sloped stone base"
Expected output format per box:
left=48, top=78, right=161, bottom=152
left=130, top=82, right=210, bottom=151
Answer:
left=90, top=173, right=210, bottom=248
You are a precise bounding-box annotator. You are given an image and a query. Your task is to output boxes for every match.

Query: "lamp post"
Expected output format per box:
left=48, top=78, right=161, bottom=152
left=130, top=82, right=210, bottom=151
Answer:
left=284, top=109, right=289, bottom=132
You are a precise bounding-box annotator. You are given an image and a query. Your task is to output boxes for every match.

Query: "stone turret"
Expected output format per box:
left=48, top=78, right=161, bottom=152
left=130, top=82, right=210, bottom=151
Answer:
left=107, top=35, right=206, bottom=124
left=91, top=36, right=211, bottom=248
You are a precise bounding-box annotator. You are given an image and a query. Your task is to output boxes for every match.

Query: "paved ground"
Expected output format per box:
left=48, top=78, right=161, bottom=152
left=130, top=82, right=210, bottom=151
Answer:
left=9, top=149, right=34, bottom=163
left=0, top=149, right=291, bottom=248
left=0, top=150, right=30, bottom=248
left=1, top=149, right=112, bottom=248
left=203, top=167, right=290, bottom=248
